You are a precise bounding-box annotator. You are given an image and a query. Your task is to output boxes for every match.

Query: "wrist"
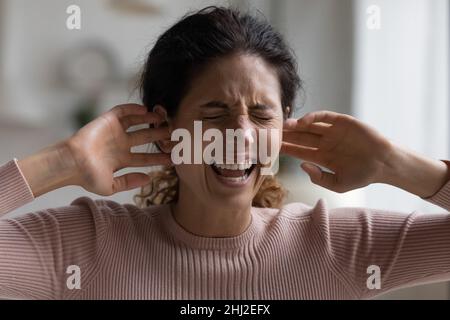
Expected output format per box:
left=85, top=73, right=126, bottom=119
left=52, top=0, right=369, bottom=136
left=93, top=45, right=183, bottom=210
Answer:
left=17, top=140, right=80, bottom=198
left=379, top=141, right=449, bottom=198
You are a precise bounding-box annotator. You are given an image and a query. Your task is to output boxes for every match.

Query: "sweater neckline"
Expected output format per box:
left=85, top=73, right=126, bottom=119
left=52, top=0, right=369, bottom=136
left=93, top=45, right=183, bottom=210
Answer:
left=159, top=204, right=261, bottom=250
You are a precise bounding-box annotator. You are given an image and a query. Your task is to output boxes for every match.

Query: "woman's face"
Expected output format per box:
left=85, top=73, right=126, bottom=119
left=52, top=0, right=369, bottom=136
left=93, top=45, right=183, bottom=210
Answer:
left=169, top=53, right=284, bottom=209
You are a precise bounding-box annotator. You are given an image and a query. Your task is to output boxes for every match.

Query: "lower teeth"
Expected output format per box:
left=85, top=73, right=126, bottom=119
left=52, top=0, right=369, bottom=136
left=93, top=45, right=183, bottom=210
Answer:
left=211, top=164, right=251, bottom=181
left=221, top=174, right=248, bottom=182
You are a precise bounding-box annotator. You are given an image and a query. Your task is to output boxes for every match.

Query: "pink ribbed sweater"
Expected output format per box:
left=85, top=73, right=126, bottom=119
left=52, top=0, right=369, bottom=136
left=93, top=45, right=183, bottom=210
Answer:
left=1, top=158, right=450, bottom=300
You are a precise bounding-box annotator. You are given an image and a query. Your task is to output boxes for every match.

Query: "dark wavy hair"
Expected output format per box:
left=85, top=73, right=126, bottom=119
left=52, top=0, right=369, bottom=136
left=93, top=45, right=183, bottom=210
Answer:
left=134, top=6, right=302, bottom=209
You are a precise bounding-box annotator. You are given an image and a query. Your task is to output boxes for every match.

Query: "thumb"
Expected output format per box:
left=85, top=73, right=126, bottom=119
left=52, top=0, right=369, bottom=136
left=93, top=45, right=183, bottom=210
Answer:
left=300, top=162, right=339, bottom=191
left=300, top=162, right=321, bottom=180
left=112, top=173, right=151, bottom=194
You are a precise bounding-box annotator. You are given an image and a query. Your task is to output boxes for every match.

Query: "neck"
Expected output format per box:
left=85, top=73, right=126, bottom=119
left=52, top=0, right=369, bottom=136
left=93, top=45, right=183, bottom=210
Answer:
left=171, top=183, right=252, bottom=237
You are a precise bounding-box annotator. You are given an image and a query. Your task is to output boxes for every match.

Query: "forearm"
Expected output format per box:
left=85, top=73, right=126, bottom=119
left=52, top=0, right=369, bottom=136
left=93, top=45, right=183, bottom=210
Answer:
left=380, top=141, right=449, bottom=198
left=17, top=141, right=79, bottom=198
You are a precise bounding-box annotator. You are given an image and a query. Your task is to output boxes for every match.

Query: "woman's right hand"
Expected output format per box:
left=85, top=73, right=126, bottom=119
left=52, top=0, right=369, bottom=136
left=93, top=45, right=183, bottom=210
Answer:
left=65, top=104, right=172, bottom=196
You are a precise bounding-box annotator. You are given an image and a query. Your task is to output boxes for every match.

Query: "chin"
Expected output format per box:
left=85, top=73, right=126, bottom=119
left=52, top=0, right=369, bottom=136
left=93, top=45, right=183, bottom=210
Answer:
left=218, top=191, right=254, bottom=207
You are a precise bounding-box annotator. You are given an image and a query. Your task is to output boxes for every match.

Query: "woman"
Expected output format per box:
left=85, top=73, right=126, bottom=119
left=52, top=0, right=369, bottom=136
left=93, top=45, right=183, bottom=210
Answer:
left=1, top=6, right=450, bottom=300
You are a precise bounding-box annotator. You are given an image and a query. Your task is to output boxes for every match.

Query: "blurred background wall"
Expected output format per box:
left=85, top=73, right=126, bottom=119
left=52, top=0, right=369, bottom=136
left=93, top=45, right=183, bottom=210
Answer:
left=0, top=0, right=449, bottom=299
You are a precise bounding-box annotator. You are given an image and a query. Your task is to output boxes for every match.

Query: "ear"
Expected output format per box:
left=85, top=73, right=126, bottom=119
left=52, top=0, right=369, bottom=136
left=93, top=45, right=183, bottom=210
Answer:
left=152, top=105, right=173, bottom=154
left=284, top=106, right=291, bottom=119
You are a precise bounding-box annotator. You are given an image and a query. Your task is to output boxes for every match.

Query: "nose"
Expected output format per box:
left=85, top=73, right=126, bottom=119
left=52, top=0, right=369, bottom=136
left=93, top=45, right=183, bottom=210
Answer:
left=224, top=114, right=256, bottom=164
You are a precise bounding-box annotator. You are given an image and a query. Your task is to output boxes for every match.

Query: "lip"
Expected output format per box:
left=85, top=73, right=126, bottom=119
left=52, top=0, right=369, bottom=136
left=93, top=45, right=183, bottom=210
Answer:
left=208, top=163, right=258, bottom=188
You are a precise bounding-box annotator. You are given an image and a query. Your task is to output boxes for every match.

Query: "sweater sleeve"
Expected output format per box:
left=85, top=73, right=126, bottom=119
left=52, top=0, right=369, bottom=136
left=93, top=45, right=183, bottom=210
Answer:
left=322, top=160, right=450, bottom=299
left=0, top=159, right=35, bottom=216
left=0, top=159, right=110, bottom=299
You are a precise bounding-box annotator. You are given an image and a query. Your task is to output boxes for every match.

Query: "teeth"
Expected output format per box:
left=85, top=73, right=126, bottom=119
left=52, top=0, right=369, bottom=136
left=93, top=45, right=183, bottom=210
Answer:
left=221, top=176, right=247, bottom=182
left=213, top=162, right=252, bottom=170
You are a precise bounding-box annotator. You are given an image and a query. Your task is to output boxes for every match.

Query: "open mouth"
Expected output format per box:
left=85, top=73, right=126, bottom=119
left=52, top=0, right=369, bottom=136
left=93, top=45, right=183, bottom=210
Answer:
left=210, top=162, right=257, bottom=182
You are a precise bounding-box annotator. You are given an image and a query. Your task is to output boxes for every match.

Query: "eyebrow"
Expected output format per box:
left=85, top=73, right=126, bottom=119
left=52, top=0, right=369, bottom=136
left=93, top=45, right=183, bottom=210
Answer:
left=200, top=101, right=228, bottom=109
left=249, top=104, right=273, bottom=111
left=200, top=101, right=273, bottom=111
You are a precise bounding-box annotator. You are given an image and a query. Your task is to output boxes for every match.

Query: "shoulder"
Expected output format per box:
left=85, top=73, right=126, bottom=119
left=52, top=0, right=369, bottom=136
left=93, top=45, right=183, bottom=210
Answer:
left=252, top=198, right=329, bottom=229
left=274, top=199, right=411, bottom=224
left=280, top=198, right=329, bottom=223
left=3, top=196, right=168, bottom=238
left=68, top=196, right=168, bottom=224
left=255, top=198, right=392, bottom=235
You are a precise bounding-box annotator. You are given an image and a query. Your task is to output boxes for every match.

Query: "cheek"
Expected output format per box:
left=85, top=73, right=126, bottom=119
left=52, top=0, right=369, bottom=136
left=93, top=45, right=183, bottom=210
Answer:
left=175, top=163, right=210, bottom=195
left=269, top=132, right=282, bottom=159
left=273, top=120, right=283, bottom=154
left=175, top=163, right=203, bottom=181
left=257, top=122, right=283, bottom=157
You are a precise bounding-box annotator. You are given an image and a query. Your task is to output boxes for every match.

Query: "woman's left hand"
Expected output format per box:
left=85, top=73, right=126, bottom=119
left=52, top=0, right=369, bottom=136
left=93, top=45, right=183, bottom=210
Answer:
left=281, top=110, right=394, bottom=193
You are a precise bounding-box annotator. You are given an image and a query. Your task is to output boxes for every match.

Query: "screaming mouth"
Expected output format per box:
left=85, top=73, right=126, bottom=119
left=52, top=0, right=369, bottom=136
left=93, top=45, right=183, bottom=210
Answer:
left=210, top=162, right=257, bottom=181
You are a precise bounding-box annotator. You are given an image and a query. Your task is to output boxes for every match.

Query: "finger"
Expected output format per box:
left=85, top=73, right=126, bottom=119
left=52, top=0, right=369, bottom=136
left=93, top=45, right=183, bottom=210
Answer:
left=283, top=118, right=301, bottom=130
left=112, top=173, right=151, bottom=193
left=280, top=142, right=318, bottom=162
left=301, top=162, right=340, bottom=192
left=121, top=112, right=163, bottom=131
left=282, top=131, right=321, bottom=148
left=127, top=127, right=171, bottom=147
left=306, top=123, right=331, bottom=135
left=128, top=152, right=173, bottom=167
left=109, top=104, right=148, bottom=118
left=299, top=110, right=341, bottom=126
left=284, top=118, right=331, bottom=135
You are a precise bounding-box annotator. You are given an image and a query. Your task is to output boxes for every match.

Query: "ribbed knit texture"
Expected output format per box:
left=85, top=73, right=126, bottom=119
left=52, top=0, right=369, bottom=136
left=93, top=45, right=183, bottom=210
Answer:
left=1, top=158, right=450, bottom=299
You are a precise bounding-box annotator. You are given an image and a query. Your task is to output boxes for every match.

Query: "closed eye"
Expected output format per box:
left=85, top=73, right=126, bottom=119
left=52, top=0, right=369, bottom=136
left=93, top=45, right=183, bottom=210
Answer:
left=203, top=114, right=227, bottom=120
left=251, top=114, right=273, bottom=121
